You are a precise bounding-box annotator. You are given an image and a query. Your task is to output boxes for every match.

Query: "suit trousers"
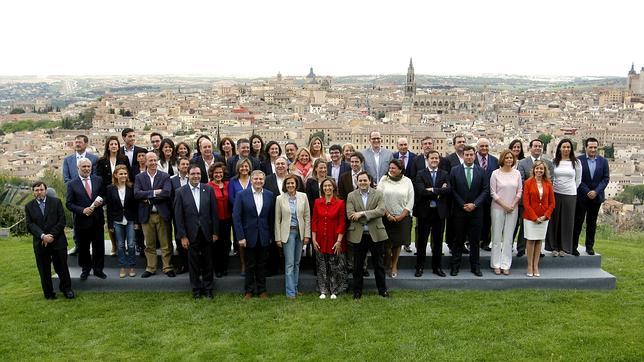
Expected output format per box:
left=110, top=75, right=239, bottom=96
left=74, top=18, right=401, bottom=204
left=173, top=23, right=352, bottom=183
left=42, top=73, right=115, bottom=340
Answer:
left=245, top=244, right=269, bottom=294
left=451, top=211, right=482, bottom=270
left=141, top=213, right=173, bottom=273
left=353, top=234, right=387, bottom=295
left=34, top=246, right=72, bottom=298
left=573, top=200, right=601, bottom=251
left=188, top=231, right=214, bottom=293
left=415, top=210, right=445, bottom=270
left=490, top=207, right=518, bottom=270
left=76, top=224, right=105, bottom=274
left=514, top=205, right=526, bottom=253
left=480, top=202, right=492, bottom=247
left=213, top=218, right=232, bottom=274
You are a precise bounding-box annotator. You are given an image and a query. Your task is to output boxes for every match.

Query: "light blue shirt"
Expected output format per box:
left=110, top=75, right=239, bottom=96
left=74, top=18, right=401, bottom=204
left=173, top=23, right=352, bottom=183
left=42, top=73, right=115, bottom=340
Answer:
left=288, top=196, right=298, bottom=227
left=587, top=157, right=596, bottom=179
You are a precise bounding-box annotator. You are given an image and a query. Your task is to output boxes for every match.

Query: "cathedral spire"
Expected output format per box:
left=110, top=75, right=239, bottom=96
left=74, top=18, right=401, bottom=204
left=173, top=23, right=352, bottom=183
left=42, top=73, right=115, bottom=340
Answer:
left=629, top=62, right=636, bottom=75
left=405, top=57, right=416, bottom=98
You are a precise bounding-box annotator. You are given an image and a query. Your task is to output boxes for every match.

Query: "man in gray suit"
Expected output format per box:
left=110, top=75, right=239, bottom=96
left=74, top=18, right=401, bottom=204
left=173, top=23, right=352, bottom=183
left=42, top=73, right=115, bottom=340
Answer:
left=346, top=171, right=389, bottom=299
left=515, top=138, right=555, bottom=257
left=362, top=131, right=393, bottom=186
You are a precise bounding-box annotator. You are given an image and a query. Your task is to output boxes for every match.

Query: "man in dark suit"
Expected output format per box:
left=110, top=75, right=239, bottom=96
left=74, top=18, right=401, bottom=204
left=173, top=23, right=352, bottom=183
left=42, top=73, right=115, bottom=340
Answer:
left=26, top=181, right=74, bottom=299
left=443, top=134, right=466, bottom=254
left=327, top=144, right=351, bottom=184
left=338, top=152, right=365, bottom=201
left=119, top=128, right=148, bottom=182
left=65, top=157, right=106, bottom=280
left=134, top=152, right=175, bottom=278
left=170, top=157, right=191, bottom=274
left=393, top=137, right=416, bottom=178
left=191, top=138, right=224, bottom=183
left=573, top=137, right=610, bottom=256
left=473, top=138, right=498, bottom=251
left=413, top=150, right=450, bottom=277
left=233, top=170, right=275, bottom=299
left=449, top=145, right=489, bottom=277
left=409, top=136, right=450, bottom=180
left=226, top=138, right=261, bottom=178
left=174, top=164, right=219, bottom=299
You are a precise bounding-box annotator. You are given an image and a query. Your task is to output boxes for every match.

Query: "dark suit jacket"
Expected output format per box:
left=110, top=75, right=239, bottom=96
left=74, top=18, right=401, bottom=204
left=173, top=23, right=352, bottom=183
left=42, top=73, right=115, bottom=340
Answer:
left=306, top=178, right=322, bottom=214
left=96, top=156, right=129, bottom=194
left=409, top=154, right=450, bottom=181
left=226, top=155, right=261, bottom=178
left=191, top=154, right=225, bottom=184
left=25, top=196, right=68, bottom=250
left=393, top=151, right=416, bottom=178
left=170, top=174, right=188, bottom=203
left=232, top=188, right=274, bottom=248
left=414, top=168, right=451, bottom=219
left=326, top=161, right=351, bottom=181
left=443, top=152, right=462, bottom=173
left=337, top=170, right=357, bottom=200
left=260, top=159, right=276, bottom=176
left=264, top=173, right=305, bottom=204
left=105, top=184, right=138, bottom=229
left=63, top=152, right=98, bottom=184
left=174, top=183, right=219, bottom=243
left=66, top=176, right=105, bottom=229
left=474, top=154, right=499, bottom=181
left=449, top=164, right=489, bottom=216
left=577, top=154, right=610, bottom=203
left=134, top=170, right=172, bottom=223
left=119, top=145, right=148, bottom=182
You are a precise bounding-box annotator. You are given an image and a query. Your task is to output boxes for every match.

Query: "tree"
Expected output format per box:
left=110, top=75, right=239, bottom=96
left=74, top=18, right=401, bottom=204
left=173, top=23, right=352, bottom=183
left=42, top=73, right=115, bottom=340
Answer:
left=538, top=134, right=553, bottom=152
left=309, top=131, right=325, bottom=144
left=614, top=185, right=644, bottom=204
left=9, top=108, right=25, bottom=114
left=602, top=143, right=615, bottom=159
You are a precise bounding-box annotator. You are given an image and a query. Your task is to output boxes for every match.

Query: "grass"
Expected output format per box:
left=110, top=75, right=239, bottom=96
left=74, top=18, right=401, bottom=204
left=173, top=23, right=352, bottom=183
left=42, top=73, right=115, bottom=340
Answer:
left=1, top=232, right=643, bottom=361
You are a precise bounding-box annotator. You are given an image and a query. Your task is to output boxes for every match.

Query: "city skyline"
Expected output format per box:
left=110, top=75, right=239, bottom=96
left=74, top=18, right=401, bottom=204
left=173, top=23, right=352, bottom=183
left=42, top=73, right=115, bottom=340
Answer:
left=2, top=0, right=642, bottom=77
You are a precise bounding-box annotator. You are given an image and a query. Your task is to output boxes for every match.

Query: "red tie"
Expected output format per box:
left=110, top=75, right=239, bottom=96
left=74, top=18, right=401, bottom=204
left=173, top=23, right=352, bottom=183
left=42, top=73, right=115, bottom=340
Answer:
left=481, top=156, right=487, bottom=171
left=401, top=154, right=406, bottom=168
left=83, top=178, right=92, bottom=198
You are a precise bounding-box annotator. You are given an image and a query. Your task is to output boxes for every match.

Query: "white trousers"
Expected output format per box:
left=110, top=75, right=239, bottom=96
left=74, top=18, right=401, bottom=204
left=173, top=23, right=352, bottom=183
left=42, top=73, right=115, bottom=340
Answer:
left=490, top=207, right=518, bottom=270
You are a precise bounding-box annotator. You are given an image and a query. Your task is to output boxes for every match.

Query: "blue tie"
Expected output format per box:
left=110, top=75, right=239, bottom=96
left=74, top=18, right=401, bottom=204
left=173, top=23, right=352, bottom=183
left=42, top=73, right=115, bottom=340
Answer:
left=39, top=200, right=45, bottom=215
left=431, top=170, right=436, bottom=185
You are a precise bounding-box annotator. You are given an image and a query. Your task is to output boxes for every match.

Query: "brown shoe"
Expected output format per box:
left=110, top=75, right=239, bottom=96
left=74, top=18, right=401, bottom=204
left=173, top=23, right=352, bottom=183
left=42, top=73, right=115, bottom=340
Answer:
left=119, top=268, right=126, bottom=278
left=243, top=293, right=252, bottom=300
left=297, top=291, right=304, bottom=297
left=259, top=292, right=269, bottom=299
left=129, top=268, right=136, bottom=277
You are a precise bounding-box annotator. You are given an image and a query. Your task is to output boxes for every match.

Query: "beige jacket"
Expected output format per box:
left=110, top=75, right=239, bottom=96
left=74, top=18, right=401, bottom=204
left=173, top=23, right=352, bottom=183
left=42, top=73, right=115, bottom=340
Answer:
left=274, top=191, right=311, bottom=243
left=345, top=187, right=387, bottom=243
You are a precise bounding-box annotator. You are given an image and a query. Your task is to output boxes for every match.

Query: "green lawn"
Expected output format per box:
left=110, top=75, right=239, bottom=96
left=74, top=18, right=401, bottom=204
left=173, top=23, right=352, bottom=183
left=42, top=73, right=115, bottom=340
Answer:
left=1, top=232, right=642, bottom=361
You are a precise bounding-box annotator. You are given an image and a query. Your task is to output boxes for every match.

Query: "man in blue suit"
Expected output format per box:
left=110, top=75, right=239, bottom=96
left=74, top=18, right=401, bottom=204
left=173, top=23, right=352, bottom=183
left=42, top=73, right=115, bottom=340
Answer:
left=134, top=152, right=175, bottom=278
left=233, top=170, right=275, bottom=299
left=393, top=137, right=416, bottom=178
left=362, top=131, right=393, bottom=186
left=474, top=138, right=498, bottom=251
left=174, top=164, right=219, bottom=299
left=327, top=144, right=351, bottom=184
left=573, top=137, right=610, bottom=256
left=449, top=145, right=489, bottom=277
left=226, top=138, right=261, bottom=178
left=65, top=157, right=106, bottom=280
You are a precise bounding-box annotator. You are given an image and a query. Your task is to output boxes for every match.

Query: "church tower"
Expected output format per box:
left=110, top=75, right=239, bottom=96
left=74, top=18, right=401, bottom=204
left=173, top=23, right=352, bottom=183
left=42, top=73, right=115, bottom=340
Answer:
left=405, top=57, right=416, bottom=98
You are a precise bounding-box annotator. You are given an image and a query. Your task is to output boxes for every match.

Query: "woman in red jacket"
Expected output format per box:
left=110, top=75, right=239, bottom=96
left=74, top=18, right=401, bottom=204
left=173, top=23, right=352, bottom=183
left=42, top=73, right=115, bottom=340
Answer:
left=311, top=177, right=346, bottom=299
left=523, top=160, right=555, bottom=277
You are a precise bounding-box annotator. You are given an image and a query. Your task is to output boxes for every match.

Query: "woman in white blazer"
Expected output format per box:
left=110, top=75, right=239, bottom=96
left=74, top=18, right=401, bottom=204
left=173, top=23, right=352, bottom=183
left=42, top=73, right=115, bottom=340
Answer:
left=275, top=174, right=311, bottom=298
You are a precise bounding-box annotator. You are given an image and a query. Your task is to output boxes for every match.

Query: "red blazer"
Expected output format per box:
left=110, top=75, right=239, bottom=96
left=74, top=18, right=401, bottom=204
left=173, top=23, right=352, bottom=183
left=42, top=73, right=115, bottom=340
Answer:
left=523, top=178, right=555, bottom=221
left=208, top=181, right=231, bottom=220
left=311, top=197, right=346, bottom=254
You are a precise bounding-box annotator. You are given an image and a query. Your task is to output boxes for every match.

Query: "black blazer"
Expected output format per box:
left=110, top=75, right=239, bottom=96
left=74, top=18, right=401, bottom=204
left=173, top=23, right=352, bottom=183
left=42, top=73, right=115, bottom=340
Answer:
left=414, top=168, right=451, bottom=219
left=260, top=160, right=276, bottom=176
left=119, top=145, right=148, bottom=182
left=191, top=154, right=225, bottom=184
left=174, top=183, right=219, bottom=243
left=25, top=196, right=68, bottom=250
left=305, top=178, right=322, bottom=214
left=105, top=184, right=138, bottom=229
left=66, top=176, right=105, bottom=229
left=393, top=151, right=416, bottom=178
left=134, top=171, right=172, bottom=223
left=409, top=154, right=450, bottom=181
left=443, top=153, right=462, bottom=173
left=326, top=161, right=351, bottom=180
left=96, top=156, right=129, bottom=193
left=449, top=164, right=489, bottom=216
left=264, top=173, right=305, bottom=204
left=226, top=155, right=261, bottom=178
left=337, top=170, right=356, bottom=200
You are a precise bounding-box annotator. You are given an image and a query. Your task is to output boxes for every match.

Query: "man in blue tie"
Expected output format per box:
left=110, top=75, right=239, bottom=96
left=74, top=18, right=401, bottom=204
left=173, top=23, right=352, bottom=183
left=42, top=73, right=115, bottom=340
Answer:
left=449, top=146, right=489, bottom=277
left=573, top=137, right=610, bottom=256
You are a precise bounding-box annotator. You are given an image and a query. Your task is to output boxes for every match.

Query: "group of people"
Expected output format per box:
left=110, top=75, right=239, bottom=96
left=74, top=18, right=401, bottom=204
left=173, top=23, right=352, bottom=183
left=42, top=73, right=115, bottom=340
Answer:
left=26, top=128, right=610, bottom=301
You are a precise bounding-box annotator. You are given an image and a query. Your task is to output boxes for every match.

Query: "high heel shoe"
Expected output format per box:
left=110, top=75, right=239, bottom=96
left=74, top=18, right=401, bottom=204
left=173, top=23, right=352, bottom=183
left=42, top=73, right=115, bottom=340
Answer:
left=526, top=272, right=534, bottom=277
left=494, top=268, right=501, bottom=275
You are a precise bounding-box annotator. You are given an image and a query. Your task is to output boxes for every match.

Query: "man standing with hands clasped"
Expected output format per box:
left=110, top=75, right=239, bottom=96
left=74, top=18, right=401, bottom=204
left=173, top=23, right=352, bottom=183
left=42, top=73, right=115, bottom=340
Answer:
left=174, top=164, right=219, bottom=299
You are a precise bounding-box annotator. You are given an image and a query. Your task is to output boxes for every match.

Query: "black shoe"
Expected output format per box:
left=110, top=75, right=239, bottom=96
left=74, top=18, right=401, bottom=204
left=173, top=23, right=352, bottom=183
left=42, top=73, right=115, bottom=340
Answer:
left=67, top=247, right=78, bottom=256
left=472, top=268, right=483, bottom=277
left=379, top=291, right=390, bottom=298
left=45, top=293, right=57, bottom=300
left=586, top=249, right=595, bottom=255
left=63, top=290, right=75, bottom=299
left=165, top=271, right=176, bottom=278
left=141, top=271, right=155, bottom=278
left=205, top=290, right=214, bottom=299
left=363, top=270, right=370, bottom=277
left=94, top=271, right=107, bottom=279
left=481, top=245, right=491, bottom=251
left=433, top=269, right=446, bottom=277
left=222, top=270, right=229, bottom=276
left=414, top=268, right=423, bottom=278
left=516, top=250, right=525, bottom=257
left=353, top=292, right=362, bottom=300
left=540, top=253, right=545, bottom=258
left=404, top=245, right=413, bottom=253
left=215, top=272, right=223, bottom=278
left=572, top=250, right=580, bottom=256
left=462, top=248, right=469, bottom=254
left=80, top=272, right=89, bottom=281
left=193, top=292, right=202, bottom=299
left=450, top=268, right=459, bottom=276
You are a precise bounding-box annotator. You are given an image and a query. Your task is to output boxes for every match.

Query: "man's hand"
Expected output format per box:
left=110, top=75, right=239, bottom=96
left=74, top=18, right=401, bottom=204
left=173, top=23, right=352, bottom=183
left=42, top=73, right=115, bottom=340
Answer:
left=82, top=207, right=94, bottom=216
left=303, top=237, right=310, bottom=245
left=212, top=234, right=219, bottom=242
left=587, top=191, right=597, bottom=199
left=349, top=211, right=363, bottom=221
left=181, top=237, right=189, bottom=249
left=275, top=240, right=282, bottom=248
left=153, top=189, right=162, bottom=196
left=463, top=203, right=476, bottom=212
left=239, top=239, right=246, bottom=248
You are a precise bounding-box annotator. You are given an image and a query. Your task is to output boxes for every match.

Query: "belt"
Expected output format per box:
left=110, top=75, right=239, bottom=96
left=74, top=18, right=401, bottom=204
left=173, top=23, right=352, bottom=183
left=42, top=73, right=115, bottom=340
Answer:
left=290, top=226, right=298, bottom=230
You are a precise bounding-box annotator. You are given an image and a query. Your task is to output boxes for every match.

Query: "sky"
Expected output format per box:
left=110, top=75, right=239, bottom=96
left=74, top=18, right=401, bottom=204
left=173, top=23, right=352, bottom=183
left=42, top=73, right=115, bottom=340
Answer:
left=2, top=0, right=642, bottom=77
